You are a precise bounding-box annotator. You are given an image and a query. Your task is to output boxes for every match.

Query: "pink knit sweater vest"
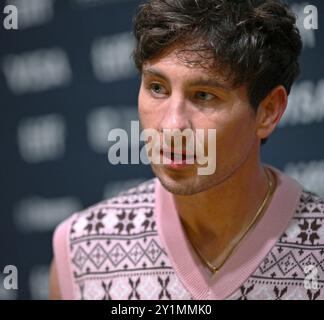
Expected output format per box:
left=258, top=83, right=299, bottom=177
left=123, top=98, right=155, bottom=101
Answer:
left=53, top=165, right=324, bottom=300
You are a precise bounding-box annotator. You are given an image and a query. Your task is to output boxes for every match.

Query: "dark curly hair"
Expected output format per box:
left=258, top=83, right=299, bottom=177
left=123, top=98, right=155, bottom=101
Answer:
left=132, top=0, right=302, bottom=144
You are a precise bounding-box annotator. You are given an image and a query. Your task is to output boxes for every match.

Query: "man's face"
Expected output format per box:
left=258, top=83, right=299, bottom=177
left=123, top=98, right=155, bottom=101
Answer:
left=138, top=46, right=259, bottom=195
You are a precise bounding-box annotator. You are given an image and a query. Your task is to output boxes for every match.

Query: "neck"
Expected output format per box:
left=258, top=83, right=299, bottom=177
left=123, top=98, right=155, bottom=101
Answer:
left=174, top=151, right=273, bottom=268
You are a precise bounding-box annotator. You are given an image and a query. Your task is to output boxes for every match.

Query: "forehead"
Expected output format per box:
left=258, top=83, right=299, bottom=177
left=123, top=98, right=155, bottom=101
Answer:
left=141, top=44, right=252, bottom=104
left=142, top=45, right=232, bottom=88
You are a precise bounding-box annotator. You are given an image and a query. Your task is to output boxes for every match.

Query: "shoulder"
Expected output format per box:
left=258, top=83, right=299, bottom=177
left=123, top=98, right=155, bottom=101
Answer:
left=296, top=190, right=324, bottom=216
left=268, top=164, right=324, bottom=245
left=51, top=178, right=160, bottom=299
left=54, top=178, right=157, bottom=242
left=236, top=190, right=324, bottom=300
left=282, top=189, right=324, bottom=246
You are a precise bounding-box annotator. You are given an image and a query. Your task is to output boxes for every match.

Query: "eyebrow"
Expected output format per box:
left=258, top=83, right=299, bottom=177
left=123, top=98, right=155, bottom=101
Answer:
left=142, top=67, right=227, bottom=90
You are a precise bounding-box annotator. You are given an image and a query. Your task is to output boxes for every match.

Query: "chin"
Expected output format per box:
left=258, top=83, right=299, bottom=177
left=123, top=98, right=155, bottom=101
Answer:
left=152, top=164, right=218, bottom=196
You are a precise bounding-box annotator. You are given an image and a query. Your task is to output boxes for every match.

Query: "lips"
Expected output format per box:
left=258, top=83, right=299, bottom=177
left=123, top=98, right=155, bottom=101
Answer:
left=160, top=149, right=196, bottom=163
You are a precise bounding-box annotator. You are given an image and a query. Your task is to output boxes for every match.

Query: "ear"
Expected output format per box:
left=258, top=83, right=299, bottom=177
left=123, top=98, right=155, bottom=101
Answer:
left=256, top=85, right=288, bottom=142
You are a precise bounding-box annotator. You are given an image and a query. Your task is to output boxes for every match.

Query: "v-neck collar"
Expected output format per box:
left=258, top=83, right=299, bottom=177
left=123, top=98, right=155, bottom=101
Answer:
left=155, top=165, right=302, bottom=299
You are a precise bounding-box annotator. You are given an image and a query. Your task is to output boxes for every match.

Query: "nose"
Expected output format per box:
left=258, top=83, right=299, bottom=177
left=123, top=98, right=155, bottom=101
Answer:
left=158, top=94, right=192, bottom=152
left=159, top=94, right=190, bottom=132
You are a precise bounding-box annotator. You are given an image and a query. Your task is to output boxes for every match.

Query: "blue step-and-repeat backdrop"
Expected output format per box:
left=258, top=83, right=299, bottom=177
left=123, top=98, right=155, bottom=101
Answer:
left=0, top=0, right=323, bottom=299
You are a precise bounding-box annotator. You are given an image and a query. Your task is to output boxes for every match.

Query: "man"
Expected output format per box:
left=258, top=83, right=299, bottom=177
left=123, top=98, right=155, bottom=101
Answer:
left=49, top=0, right=324, bottom=300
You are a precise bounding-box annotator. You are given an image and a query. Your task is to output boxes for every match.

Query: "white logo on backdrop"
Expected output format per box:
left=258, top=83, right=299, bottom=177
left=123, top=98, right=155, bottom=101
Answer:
left=17, top=114, right=66, bottom=163
left=6, top=0, right=53, bottom=29
left=14, top=196, right=82, bottom=232
left=2, top=48, right=72, bottom=94
left=87, top=106, right=138, bottom=153
left=280, top=79, right=324, bottom=127
left=103, top=178, right=146, bottom=199
left=74, top=0, right=136, bottom=7
left=91, top=32, right=136, bottom=82
left=284, top=160, right=324, bottom=198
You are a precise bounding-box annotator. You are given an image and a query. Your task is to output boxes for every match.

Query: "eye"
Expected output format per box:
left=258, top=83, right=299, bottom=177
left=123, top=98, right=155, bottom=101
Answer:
left=195, top=91, right=216, bottom=101
left=148, top=83, right=168, bottom=96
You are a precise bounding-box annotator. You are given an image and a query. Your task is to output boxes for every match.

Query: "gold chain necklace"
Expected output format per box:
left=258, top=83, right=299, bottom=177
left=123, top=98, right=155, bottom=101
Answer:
left=181, top=167, right=275, bottom=274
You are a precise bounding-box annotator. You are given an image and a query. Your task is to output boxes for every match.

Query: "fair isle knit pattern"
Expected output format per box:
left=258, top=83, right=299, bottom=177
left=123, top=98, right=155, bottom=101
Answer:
left=230, top=191, right=324, bottom=300
left=70, top=180, right=191, bottom=300
left=68, top=180, right=324, bottom=300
